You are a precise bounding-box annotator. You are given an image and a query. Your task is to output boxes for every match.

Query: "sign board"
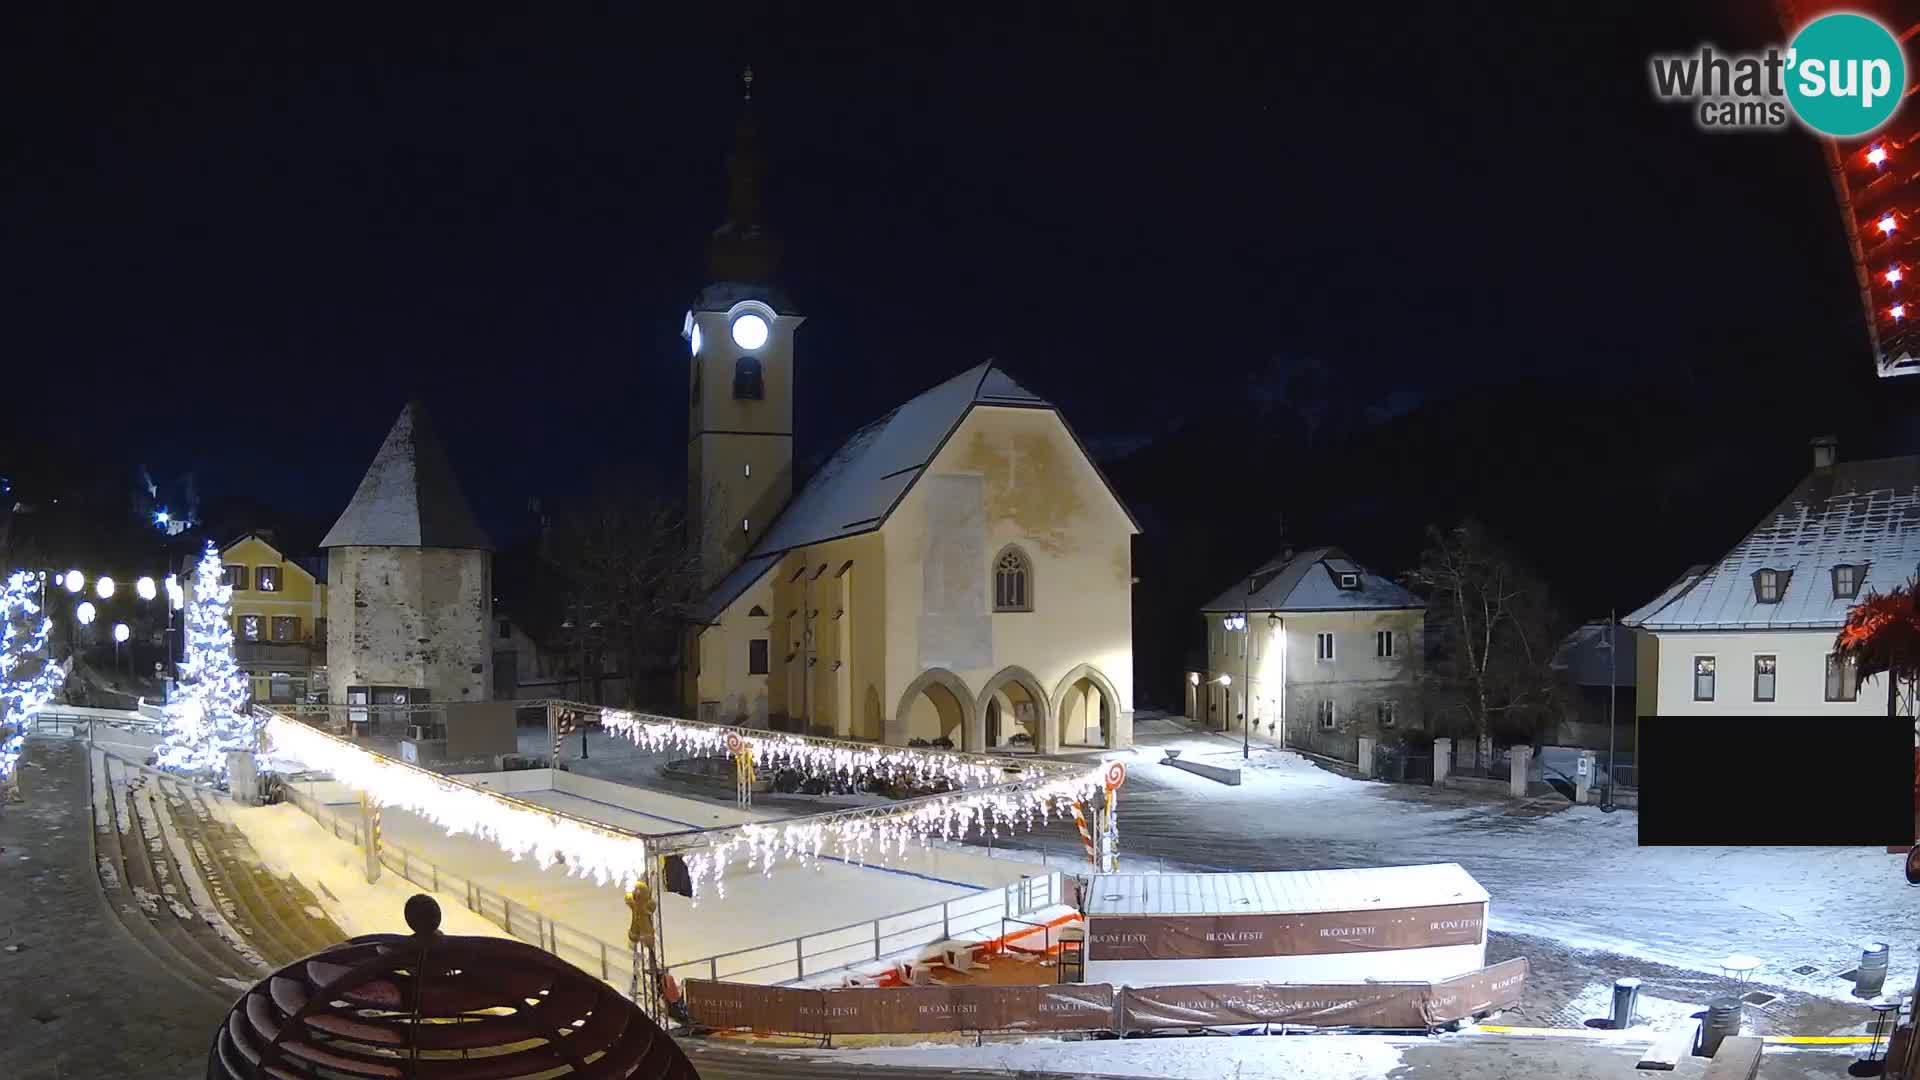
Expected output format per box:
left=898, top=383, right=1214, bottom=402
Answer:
left=1576, top=757, right=1590, bottom=777
left=400, top=741, right=420, bottom=764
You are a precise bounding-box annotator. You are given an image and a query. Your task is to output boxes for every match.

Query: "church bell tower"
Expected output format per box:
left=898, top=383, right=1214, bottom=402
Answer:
left=687, top=68, right=802, bottom=588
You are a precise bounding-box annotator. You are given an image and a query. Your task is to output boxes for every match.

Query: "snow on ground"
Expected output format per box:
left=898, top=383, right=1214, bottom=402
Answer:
left=1055, top=726, right=1920, bottom=1004
left=1553, top=982, right=1709, bottom=1038
left=774, top=1032, right=1413, bottom=1079
left=215, top=800, right=512, bottom=941
left=272, top=773, right=1039, bottom=977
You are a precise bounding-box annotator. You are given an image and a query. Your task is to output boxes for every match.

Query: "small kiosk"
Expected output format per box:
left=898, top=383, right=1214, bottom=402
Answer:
left=1082, top=863, right=1489, bottom=987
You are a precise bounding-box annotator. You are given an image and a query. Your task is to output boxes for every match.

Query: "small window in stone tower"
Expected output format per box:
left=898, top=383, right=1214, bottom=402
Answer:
left=733, top=356, right=764, bottom=400
left=993, top=546, right=1032, bottom=612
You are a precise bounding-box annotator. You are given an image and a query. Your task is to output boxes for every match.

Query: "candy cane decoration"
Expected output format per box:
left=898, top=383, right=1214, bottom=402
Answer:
left=1072, top=800, right=1098, bottom=866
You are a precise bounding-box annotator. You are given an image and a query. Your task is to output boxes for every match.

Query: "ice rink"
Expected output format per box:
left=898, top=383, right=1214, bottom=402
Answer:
left=280, top=770, right=1038, bottom=981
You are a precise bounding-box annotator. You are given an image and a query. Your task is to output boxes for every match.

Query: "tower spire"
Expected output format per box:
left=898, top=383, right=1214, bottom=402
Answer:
left=708, top=66, right=779, bottom=282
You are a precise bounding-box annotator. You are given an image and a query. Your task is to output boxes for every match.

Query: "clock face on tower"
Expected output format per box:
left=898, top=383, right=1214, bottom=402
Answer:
left=730, top=313, right=769, bottom=350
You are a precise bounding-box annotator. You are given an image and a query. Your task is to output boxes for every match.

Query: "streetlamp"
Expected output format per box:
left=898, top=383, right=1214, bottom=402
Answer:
left=1598, top=610, right=1619, bottom=813
left=113, top=622, right=130, bottom=679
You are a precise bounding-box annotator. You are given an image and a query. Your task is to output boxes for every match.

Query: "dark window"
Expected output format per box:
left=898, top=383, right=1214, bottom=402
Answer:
left=314, top=618, right=328, bottom=647
left=748, top=638, right=769, bottom=675
left=239, top=615, right=263, bottom=642
left=1317, top=700, right=1337, bottom=729
left=1693, top=655, right=1716, bottom=701
left=1316, top=632, right=1335, bottom=661
left=1375, top=630, right=1394, bottom=658
left=269, top=672, right=295, bottom=704
left=1754, top=655, right=1776, bottom=702
left=1833, top=564, right=1862, bottom=599
left=994, top=547, right=1032, bottom=611
left=748, top=605, right=767, bottom=617
left=271, top=616, right=298, bottom=643
left=1377, top=701, right=1397, bottom=727
left=255, top=565, right=280, bottom=592
left=1827, top=653, right=1860, bottom=701
left=1753, top=568, right=1787, bottom=603
left=224, top=564, right=247, bottom=590
left=733, top=356, right=764, bottom=400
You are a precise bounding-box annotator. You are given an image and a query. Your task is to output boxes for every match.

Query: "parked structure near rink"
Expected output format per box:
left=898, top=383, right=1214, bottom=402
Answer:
left=1081, top=864, right=1490, bottom=987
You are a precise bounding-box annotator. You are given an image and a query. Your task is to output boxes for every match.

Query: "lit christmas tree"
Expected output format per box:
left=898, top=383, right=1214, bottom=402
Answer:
left=156, top=541, right=256, bottom=779
left=1, top=570, right=68, bottom=791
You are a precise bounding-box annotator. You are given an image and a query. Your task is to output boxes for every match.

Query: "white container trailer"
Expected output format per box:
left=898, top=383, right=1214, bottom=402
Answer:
left=1082, top=863, right=1489, bottom=987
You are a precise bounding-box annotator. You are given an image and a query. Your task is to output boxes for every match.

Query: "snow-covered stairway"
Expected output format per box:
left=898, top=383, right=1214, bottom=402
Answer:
left=148, top=773, right=344, bottom=963
left=87, top=749, right=259, bottom=999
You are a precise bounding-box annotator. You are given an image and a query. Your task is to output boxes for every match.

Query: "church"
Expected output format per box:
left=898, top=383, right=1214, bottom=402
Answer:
left=681, top=74, right=1138, bottom=752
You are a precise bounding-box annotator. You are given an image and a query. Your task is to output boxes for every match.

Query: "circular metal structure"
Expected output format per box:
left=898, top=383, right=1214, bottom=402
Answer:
left=209, top=894, right=700, bottom=1080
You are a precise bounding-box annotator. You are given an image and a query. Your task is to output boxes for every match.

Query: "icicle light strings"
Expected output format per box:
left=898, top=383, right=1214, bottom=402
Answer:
left=264, top=716, right=651, bottom=889
left=601, top=707, right=1030, bottom=792
left=674, top=767, right=1099, bottom=902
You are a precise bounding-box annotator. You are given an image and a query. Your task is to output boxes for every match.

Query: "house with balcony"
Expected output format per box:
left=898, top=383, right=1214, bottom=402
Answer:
left=1188, top=546, right=1425, bottom=759
left=198, top=532, right=328, bottom=704
left=1624, top=437, right=1920, bottom=716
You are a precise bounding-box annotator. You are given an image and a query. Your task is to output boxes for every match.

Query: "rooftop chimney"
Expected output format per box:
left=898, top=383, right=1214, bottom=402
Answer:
left=1811, top=435, right=1838, bottom=470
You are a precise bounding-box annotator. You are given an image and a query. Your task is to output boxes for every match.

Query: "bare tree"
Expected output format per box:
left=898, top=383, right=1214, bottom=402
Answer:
left=1402, top=520, right=1562, bottom=755
left=546, top=488, right=705, bottom=709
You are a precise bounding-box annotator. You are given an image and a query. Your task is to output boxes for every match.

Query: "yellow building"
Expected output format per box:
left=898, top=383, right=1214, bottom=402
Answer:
left=681, top=76, right=1139, bottom=752
left=206, top=533, right=328, bottom=704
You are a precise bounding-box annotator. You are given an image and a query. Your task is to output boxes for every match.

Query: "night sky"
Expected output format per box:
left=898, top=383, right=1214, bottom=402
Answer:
left=5, top=5, right=1917, bottom=609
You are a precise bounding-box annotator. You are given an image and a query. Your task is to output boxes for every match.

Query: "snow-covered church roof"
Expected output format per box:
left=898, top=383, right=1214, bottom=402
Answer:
left=321, top=401, right=491, bottom=551
left=690, top=361, right=1136, bottom=623
left=1629, top=454, right=1920, bottom=631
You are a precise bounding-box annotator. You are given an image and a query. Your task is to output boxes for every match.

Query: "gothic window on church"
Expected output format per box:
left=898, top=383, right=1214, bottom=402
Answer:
left=733, top=356, right=764, bottom=400
left=993, top=546, right=1032, bottom=612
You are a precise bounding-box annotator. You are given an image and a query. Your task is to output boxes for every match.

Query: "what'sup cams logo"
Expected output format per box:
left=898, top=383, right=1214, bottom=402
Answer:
left=1651, top=12, right=1906, bottom=136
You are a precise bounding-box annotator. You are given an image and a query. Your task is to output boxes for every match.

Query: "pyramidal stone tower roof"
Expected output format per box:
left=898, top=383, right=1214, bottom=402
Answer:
left=321, top=401, right=491, bottom=550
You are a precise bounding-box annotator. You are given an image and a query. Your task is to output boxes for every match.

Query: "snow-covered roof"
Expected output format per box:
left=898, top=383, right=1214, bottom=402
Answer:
left=1552, top=621, right=1635, bottom=687
left=1621, top=566, right=1708, bottom=628
left=1199, top=546, right=1423, bottom=614
left=1084, top=864, right=1488, bottom=917
left=691, top=361, right=1139, bottom=623
left=1630, top=455, right=1920, bottom=631
left=321, top=402, right=491, bottom=550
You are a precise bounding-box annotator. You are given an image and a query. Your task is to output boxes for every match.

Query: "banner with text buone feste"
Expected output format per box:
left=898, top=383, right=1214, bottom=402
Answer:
left=1085, top=902, right=1487, bottom=961
left=684, top=958, right=1526, bottom=1036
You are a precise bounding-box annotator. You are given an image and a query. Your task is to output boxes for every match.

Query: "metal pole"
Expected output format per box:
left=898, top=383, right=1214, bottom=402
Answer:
left=1604, top=610, right=1617, bottom=813
left=1243, top=576, right=1252, bottom=760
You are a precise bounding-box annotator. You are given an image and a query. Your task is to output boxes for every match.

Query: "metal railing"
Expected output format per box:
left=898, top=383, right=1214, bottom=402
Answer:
left=279, top=783, right=643, bottom=994
left=662, top=871, right=1060, bottom=987
left=279, top=778, right=1063, bottom=993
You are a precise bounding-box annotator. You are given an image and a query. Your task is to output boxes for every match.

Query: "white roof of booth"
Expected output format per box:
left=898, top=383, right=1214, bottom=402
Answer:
left=1085, top=863, right=1488, bottom=917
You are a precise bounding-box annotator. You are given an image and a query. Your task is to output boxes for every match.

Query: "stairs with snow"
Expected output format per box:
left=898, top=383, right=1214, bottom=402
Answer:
left=87, top=749, right=345, bottom=994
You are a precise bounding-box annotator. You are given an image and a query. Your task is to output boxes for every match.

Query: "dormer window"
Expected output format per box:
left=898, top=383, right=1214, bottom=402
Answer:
left=733, top=355, right=764, bottom=400
left=1338, top=572, right=1360, bottom=590
left=1832, top=564, right=1862, bottom=600
left=1752, top=568, right=1788, bottom=604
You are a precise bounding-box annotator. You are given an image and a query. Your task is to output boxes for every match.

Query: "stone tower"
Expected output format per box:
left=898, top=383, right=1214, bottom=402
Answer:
left=322, top=401, right=493, bottom=704
left=687, top=68, right=804, bottom=588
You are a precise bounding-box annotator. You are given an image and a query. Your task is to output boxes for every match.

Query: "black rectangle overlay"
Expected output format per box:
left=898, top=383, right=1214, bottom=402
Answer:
left=1638, top=716, right=1913, bottom=846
